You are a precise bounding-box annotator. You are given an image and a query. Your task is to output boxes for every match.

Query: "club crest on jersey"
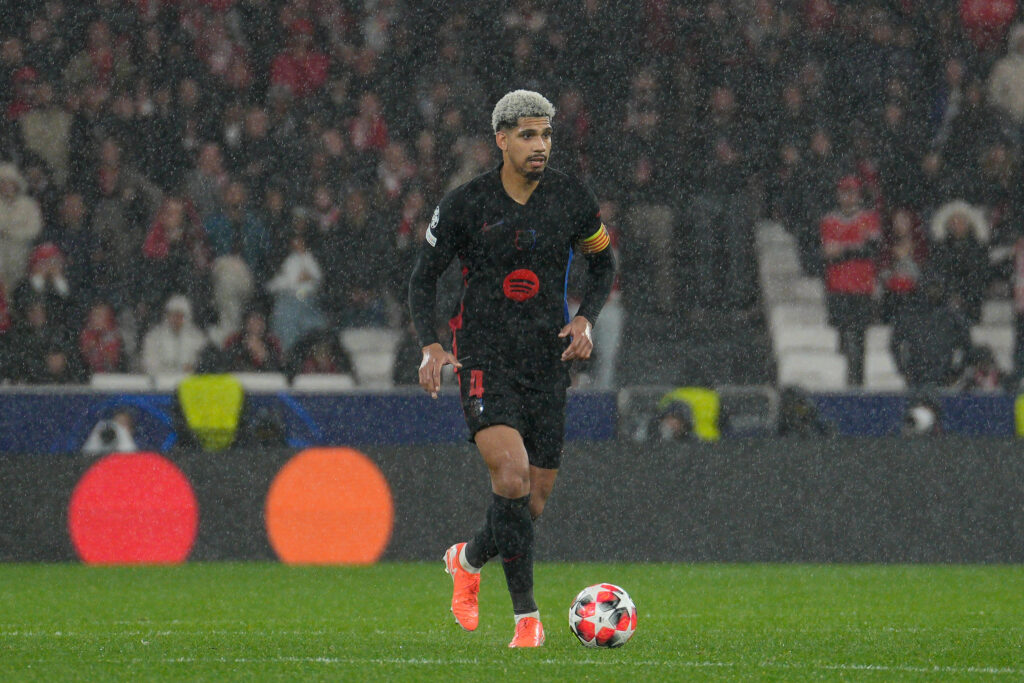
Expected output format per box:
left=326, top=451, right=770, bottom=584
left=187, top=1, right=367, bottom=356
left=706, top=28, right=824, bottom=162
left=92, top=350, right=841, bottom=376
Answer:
left=514, top=229, right=536, bottom=251
left=470, top=398, right=484, bottom=417
left=425, top=206, right=439, bottom=247
left=503, top=268, right=540, bottom=302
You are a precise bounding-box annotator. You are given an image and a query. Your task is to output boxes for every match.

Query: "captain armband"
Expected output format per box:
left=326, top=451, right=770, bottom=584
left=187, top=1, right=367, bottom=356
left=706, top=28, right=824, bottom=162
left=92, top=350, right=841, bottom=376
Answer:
left=577, top=224, right=611, bottom=254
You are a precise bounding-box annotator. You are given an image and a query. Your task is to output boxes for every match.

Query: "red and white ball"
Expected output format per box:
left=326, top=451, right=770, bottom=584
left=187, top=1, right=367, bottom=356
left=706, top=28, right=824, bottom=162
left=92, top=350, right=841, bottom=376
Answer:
left=568, top=583, right=637, bottom=648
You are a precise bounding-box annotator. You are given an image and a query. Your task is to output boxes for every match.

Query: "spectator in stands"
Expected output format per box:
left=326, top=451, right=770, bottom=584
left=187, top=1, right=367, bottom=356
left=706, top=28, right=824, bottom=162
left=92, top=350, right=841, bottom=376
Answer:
left=63, top=20, right=134, bottom=92
left=142, top=196, right=212, bottom=324
left=618, top=68, right=675, bottom=315
left=323, top=187, right=391, bottom=328
left=223, top=308, right=284, bottom=372
left=348, top=91, right=389, bottom=154
left=204, top=180, right=270, bottom=285
left=53, top=192, right=98, bottom=302
left=288, top=328, right=354, bottom=379
left=960, top=0, right=1019, bottom=54
left=878, top=208, right=929, bottom=322
left=270, top=19, right=329, bottom=100
left=19, top=79, right=71, bottom=187
left=79, top=300, right=124, bottom=374
left=930, top=201, right=990, bottom=323
left=987, top=24, right=1024, bottom=129
left=267, top=234, right=326, bottom=353
left=186, top=142, right=229, bottom=223
left=0, top=163, right=42, bottom=292
left=891, top=276, right=972, bottom=389
left=7, top=297, right=85, bottom=384
left=821, top=175, right=882, bottom=386
left=957, top=344, right=1006, bottom=391
left=87, top=137, right=162, bottom=308
left=141, top=294, right=209, bottom=376
left=12, top=242, right=75, bottom=334
left=791, top=126, right=841, bottom=276
left=230, top=107, right=276, bottom=198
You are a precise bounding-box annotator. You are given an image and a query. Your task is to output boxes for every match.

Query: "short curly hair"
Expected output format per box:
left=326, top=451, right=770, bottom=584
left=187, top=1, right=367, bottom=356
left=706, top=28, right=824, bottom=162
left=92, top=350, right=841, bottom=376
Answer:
left=491, top=89, right=556, bottom=133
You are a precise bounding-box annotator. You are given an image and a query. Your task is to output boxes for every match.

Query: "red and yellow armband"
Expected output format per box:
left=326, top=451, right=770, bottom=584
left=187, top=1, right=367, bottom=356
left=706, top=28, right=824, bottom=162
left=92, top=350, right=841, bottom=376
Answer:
left=577, top=224, right=611, bottom=254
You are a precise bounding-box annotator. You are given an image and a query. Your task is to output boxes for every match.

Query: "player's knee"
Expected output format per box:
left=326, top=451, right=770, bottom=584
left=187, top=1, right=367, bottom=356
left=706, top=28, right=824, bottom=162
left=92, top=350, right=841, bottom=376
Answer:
left=492, top=464, right=530, bottom=498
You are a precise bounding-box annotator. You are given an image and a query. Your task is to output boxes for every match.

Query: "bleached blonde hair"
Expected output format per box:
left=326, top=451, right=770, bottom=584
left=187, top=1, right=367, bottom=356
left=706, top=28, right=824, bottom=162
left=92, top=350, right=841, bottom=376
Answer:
left=491, top=90, right=555, bottom=133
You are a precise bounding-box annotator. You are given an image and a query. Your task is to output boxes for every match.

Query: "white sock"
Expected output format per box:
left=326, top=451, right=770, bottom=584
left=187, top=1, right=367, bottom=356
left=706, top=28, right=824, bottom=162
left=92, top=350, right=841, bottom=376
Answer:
left=514, top=610, right=540, bottom=624
left=458, top=544, right=481, bottom=574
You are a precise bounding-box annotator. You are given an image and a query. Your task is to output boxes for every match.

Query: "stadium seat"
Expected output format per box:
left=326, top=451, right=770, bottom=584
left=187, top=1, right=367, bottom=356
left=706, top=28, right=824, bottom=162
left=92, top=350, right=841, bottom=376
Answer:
left=759, top=246, right=801, bottom=277
left=777, top=350, right=847, bottom=391
left=864, top=350, right=906, bottom=392
left=772, top=324, right=838, bottom=354
left=755, top=222, right=794, bottom=249
left=866, top=325, right=892, bottom=353
left=981, top=300, right=1013, bottom=326
left=353, top=350, right=395, bottom=388
left=291, top=373, right=357, bottom=391
left=341, top=327, right=400, bottom=354
left=89, top=373, right=153, bottom=391
left=153, top=373, right=190, bottom=391
left=971, top=326, right=1014, bottom=371
left=768, top=303, right=828, bottom=332
left=231, top=372, right=288, bottom=392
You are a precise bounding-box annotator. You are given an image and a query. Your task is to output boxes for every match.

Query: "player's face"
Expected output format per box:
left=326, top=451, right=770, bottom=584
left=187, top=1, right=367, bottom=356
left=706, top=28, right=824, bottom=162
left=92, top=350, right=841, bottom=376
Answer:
left=498, top=117, right=552, bottom=182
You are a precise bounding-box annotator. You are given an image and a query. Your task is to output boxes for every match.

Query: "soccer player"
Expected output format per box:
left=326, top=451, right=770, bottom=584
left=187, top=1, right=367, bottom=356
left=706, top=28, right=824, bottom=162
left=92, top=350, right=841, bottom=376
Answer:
left=408, top=90, right=615, bottom=648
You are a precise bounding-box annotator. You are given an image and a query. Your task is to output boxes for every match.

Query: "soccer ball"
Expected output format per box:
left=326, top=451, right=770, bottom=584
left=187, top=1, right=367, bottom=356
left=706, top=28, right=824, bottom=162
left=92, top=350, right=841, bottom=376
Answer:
left=568, top=583, right=637, bottom=648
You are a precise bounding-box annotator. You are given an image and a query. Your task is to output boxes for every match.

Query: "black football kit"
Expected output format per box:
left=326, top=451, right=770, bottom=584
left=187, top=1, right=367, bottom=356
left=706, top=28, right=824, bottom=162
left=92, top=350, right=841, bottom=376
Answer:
left=409, top=163, right=615, bottom=468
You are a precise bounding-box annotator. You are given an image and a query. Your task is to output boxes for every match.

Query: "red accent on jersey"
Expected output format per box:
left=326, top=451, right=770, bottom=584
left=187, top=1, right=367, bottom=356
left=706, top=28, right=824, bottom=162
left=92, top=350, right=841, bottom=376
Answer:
left=469, top=370, right=484, bottom=398
left=502, top=269, right=540, bottom=302
left=821, top=209, right=881, bottom=294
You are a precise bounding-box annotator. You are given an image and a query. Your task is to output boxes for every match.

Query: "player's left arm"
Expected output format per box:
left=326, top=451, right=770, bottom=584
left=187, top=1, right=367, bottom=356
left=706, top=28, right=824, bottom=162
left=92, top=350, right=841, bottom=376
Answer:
left=561, top=213, right=616, bottom=362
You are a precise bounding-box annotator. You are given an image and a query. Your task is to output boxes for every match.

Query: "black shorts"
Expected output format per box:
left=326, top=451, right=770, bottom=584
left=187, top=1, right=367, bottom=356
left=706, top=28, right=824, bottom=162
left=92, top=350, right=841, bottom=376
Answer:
left=457, top=366, right=566, bottom=470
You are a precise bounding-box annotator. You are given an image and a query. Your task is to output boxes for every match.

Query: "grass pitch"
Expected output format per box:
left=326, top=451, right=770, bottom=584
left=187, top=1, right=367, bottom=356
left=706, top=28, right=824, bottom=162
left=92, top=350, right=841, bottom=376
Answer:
left=1, top=563, right=1022, bottom=681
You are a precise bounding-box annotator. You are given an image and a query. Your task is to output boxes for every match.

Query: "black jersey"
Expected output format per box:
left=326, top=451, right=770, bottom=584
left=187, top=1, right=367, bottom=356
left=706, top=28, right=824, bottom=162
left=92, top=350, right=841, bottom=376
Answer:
left=409, top=164, right=615, bottom=389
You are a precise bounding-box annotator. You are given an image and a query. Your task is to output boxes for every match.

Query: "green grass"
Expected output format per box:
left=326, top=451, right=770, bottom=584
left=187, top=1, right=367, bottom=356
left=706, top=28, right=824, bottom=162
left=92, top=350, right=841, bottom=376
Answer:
left=1, top=563, right=1022, bottom=681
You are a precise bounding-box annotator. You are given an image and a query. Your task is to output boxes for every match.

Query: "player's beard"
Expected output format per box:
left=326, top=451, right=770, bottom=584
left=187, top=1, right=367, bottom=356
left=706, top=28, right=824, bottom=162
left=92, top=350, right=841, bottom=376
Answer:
left=525, top=169, right=544, bottom=182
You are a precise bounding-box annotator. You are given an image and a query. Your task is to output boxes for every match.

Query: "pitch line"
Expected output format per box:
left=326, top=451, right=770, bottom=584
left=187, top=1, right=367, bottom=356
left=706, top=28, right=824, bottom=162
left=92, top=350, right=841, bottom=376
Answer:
left=102, top=657, right=1021, bottom=675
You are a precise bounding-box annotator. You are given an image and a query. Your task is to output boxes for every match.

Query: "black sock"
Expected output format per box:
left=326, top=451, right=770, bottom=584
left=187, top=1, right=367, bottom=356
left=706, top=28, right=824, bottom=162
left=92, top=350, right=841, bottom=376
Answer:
left=466, top=502, right=542, bottom=569
left=490, top=492, right=537, bottom=615
left=465, top=507, right=499, bottom=569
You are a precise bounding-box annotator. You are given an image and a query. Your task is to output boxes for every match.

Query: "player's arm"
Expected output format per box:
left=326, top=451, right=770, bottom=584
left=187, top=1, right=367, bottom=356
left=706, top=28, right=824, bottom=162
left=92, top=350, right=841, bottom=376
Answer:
left=561, top=222, right=616, bottom=361
left=409, top=203, right=462, bottom=398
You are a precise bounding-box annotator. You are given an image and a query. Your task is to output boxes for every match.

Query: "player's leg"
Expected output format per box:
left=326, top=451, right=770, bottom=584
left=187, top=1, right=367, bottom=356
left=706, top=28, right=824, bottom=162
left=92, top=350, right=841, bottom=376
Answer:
left=474, top=424, right=544, bottom=647
left=528, top=465, right=557, bottom=519
left=461, top=464, right=554, bottom=575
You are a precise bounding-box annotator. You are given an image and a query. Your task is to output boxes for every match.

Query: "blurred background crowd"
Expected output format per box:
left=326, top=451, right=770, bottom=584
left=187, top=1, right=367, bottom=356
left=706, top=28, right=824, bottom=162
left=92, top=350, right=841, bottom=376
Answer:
left=1, top=0, right=1023, bottom=392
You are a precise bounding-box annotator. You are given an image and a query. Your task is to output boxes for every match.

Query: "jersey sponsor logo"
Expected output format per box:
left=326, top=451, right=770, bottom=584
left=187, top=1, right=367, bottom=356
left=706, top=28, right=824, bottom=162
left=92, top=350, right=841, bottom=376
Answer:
left=425, top=206, right=439, bottom=246
left=502, top=268, right=540, bottom=302
left=515, top=229, right=537, bottom=251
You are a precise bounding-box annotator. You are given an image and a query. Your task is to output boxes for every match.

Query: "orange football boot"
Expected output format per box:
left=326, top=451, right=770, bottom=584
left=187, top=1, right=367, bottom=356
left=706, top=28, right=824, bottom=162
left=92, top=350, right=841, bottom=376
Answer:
left=508, top=617, right=545, bottom=648
left=443, top=542, right=480, bottom=631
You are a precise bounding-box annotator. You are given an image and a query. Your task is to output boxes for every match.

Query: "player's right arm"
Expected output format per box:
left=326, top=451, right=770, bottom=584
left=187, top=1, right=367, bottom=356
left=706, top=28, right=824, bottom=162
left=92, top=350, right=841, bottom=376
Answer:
left=408, top=198, right=463, bottom=398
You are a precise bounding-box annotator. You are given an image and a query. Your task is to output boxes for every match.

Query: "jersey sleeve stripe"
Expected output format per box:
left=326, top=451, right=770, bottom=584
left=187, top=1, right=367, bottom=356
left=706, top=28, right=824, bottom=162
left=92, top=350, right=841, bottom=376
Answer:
left=578, top=224, right=611, bottom=254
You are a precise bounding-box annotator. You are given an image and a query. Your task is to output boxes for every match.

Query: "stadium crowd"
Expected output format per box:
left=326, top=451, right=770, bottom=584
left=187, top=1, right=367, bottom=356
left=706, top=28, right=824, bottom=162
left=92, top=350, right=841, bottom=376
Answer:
left=0, top=0, right=1023, bottom=391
